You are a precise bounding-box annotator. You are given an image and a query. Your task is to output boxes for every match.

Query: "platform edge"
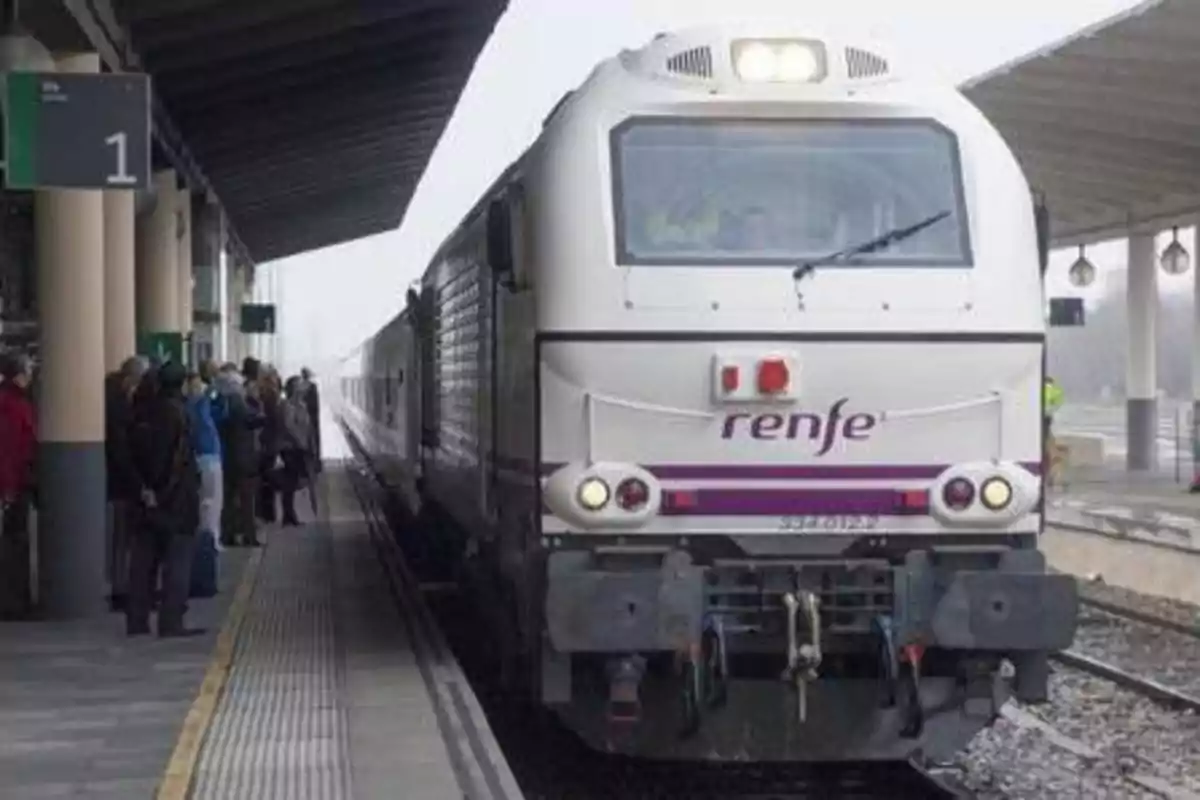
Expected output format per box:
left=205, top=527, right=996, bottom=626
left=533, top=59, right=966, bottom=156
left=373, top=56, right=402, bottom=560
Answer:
left=155, top=540, right=267, bottom=800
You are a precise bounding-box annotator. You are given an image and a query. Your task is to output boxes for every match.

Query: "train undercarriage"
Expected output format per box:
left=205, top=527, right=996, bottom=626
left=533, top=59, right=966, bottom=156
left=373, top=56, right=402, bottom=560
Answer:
left=447, top=521, right=1080, bottom=762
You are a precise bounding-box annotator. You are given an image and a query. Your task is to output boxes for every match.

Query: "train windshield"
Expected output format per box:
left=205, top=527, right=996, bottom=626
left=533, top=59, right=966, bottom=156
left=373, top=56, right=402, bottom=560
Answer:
left=611, top=118, right=972, bottom=267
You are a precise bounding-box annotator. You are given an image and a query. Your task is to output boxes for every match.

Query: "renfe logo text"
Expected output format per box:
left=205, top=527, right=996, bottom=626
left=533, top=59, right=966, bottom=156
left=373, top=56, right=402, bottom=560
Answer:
left=721, top=398, right=878, bottom=456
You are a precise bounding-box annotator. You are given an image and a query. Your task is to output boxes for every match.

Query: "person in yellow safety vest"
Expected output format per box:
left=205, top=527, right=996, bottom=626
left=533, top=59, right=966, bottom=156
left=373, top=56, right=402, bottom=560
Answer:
left=1043, top=376, right=1064, bottom=440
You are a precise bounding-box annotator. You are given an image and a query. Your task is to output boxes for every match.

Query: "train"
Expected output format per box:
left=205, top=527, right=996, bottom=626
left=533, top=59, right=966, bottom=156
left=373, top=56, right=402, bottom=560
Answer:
left=337, top=23, right=1079, bottom=763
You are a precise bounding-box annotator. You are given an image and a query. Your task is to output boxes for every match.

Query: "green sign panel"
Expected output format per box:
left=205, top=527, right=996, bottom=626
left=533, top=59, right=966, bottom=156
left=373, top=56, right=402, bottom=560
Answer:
left=137, top=332, right=185, bottom=365
left=4, top=71, right=151, bottom=191
left=240, top=304, right=276, bottom=334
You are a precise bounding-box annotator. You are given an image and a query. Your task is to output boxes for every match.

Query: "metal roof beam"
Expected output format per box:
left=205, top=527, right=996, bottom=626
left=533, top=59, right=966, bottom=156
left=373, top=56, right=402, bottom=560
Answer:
left=200, top=120, right=444, bottom=174
left=239, top=184, right=408, bottom=232
left=211, top=141, right=432, bottom=190
left=183, top=82, right=455, bottom=155
left=971, top=82, right=1200, bottom=122
left=1051, top=195, right=1200, bottom=247
left=990, top=116, right=1200, bottom=167
left=138, top=0, right=488, bottom=71
left=1006, top=61, right=1200, bottom=95
left=1028, top=172, right=1159, bottom=207
left=1019, top=159, right=1186, bottom=199
left=247, top=209, right=400, bottom=253
left=1049, top=47, right=1200, bottom=72
left=134, top=0, right=403, bottom=49
left=1015, top=151, right=1199, bottom=194
left=172, top=53, right=469, bottom=117
left=983, top=104, right=1200, bottom=151
left=156, top=15, right=462, bottom=99
left=221, top=162, right=426, bottom=211
left=117, top=0, right=244, bottom=23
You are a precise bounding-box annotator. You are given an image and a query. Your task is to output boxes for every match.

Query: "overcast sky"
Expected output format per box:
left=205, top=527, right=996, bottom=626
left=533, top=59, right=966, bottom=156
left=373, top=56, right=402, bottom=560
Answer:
left=258, top=0, right=1176, bottom=377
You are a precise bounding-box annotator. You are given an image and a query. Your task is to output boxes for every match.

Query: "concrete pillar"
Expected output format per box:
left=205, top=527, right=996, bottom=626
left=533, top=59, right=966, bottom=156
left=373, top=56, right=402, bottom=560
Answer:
left=190, top=198, right=220, bottom=363
left=176, top=187, right=193, bottom=363
left=1192, top=224, right=1200, bottom=474
left=135, top=170, right=179, bottom=336
left=35, top=51, right=107, bottom=618
left=103, top=191, right=136, bottom=371
left=225, top=259, right=241, bottom=364
left=1126, top=231, right=1158, bottom=471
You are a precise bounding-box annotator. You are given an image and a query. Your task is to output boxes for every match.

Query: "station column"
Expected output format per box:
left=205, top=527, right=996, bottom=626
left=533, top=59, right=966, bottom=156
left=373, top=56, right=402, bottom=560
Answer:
left=35, top=52, right=107, bottom=618
left=136, top=170, right=179, bottom=342
left=176, top=187, right=193, bottom=363
left=103, top=191, right=136, bottom=370
left=1126, top=231, right=1158, bottom=471
left=1192, top=224, right=1200, bottom=472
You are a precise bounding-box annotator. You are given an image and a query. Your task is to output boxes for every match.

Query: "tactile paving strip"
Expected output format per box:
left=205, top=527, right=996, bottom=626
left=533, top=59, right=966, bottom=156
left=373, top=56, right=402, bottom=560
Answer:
left=190, top=523, right=353, bottom=800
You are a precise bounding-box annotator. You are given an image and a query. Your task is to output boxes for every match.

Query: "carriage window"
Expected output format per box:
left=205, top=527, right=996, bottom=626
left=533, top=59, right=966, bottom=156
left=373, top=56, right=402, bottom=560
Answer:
left=611, top=118, right=971, bottom=267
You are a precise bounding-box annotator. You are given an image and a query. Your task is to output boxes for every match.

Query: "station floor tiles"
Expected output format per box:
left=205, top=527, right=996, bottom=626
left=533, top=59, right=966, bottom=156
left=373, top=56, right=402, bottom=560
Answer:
left=0, top=545, right=254, bottom=799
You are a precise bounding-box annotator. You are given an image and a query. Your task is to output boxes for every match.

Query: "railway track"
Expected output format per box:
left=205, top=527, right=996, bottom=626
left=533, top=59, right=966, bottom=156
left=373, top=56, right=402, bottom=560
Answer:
left=1059, top=588, right=1200, bottom=715
left=340, top=428, right=969, bottom=799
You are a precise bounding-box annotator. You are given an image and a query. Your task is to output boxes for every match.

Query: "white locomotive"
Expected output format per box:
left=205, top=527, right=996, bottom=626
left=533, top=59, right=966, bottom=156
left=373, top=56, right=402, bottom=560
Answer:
left=339, top=23, right=1078, bottom=762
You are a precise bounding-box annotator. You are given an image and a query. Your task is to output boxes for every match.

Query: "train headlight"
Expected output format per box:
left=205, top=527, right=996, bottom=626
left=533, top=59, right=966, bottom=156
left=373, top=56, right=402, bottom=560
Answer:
left=731, top=39, right=825, bottom=83
left=577, top=477, right=611, bottom=511
left=980, top=477, right=1013, bottom=511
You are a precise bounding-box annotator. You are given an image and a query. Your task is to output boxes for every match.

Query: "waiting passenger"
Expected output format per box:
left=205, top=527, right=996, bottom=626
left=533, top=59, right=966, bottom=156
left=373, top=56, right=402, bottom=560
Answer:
left=255, top=370, right=283, bottom=524
left=299, top=367, right=322, bottom=471
left=275, top=376, right=315, bottom=527
left=186, top=369, right=229, bottom=553
left=126, top=361, right=203, bottom=638
left=215, top=365, right=263, bottom=547
left=0, top=352, right=37, bottom=619
left=105, top=356, right=148, bottom=612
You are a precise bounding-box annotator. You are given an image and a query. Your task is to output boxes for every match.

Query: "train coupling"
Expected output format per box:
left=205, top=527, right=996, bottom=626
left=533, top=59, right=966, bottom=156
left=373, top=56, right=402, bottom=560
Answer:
left=605, top=655, right=647, bottom=725
left=780, top=590, right=822, bottom=724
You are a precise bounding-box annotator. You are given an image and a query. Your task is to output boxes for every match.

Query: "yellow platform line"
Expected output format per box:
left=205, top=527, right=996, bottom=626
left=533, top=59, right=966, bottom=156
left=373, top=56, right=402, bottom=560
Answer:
left=156, top=540, right=267, bottom=800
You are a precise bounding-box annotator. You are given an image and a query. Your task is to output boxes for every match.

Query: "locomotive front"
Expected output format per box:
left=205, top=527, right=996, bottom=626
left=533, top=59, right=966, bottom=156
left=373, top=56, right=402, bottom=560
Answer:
left=523, top=25, right=1080, bottom=762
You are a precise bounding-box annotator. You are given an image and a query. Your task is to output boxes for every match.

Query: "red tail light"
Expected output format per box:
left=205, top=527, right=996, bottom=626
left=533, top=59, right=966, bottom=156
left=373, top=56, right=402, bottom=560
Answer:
left=757, top=358, right=790, bottom=394
left=720, top=365, right=740, bottom=393
left=894, top=489, right=929, bottom=514
left=663, top=489, right=698, bottom=512
left=616, top=478, right=650, bottom=511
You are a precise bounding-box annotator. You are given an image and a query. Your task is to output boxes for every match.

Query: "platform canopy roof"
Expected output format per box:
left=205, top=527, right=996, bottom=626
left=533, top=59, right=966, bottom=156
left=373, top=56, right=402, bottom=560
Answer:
left=963, top=0, right=1200, bottom=247
left=25, top=0, right=508, bottom=264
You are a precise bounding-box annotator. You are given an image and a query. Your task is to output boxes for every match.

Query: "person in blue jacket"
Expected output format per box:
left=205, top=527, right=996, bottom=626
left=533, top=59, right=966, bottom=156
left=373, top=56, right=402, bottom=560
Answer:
left=186, top=368, right=229, bottom=556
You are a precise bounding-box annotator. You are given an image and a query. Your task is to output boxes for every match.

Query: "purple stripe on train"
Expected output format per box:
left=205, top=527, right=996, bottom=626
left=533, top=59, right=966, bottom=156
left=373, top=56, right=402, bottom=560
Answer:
left=660, top=488, right=908, bottom=517
left=537, top=462, right=1041, bottom=479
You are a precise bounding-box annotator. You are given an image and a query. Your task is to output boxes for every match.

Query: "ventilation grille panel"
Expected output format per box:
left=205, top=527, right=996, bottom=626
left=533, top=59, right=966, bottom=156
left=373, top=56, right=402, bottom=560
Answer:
left=844, top=47, right=890, bottom=79
left=666, top=46, right=714, bottom=78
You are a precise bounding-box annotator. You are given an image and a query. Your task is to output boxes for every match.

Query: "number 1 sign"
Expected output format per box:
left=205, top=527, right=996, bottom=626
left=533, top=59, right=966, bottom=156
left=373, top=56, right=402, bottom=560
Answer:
left=4, top=71, right=151, bottom=191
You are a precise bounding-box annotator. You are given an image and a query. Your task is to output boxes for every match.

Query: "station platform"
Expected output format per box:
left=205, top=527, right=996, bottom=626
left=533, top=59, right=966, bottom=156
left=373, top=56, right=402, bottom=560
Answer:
left=0, top=465, right=522, bottom=800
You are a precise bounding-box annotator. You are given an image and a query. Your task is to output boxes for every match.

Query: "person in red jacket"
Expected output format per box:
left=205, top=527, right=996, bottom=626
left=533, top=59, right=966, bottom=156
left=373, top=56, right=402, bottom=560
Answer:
left=0, top=352, right=37, bottom=618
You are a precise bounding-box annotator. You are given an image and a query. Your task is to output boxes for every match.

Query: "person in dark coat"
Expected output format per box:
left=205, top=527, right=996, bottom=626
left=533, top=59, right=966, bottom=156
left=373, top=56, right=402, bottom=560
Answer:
left=105, top=356, right=148, bottom=612
left=299, top=367, right=322, bottom=471
left=276, top=376, right=315, bottom=527
left=255, top=370, right=283, bottom=524
left=215, top=366, right=263, bottom=547
left=125, top=361, right=204, bottom=638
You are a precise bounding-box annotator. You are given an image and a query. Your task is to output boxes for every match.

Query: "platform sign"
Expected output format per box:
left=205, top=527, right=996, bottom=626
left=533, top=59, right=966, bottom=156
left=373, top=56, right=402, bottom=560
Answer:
left=1048, top=297, right=1085, bottom=327
left=3, top=71, right=151, bottom=191
left=137, top=331, right=184, bottom=366
left=240, top=304, right=276, bottom=334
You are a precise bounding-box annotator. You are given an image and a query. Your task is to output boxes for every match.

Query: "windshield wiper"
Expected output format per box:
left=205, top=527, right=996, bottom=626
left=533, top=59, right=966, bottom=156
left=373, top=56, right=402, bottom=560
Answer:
left=791, top=209, right=952, bottom=282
